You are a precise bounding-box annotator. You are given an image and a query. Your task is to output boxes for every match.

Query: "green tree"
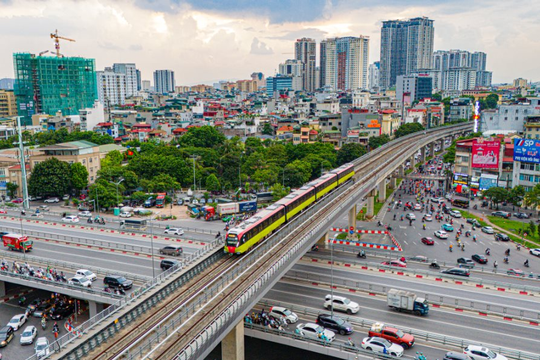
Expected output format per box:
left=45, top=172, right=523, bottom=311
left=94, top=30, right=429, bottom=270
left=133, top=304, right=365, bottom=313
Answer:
left=205, top=174, right=221, bottom=192
left=101, top=150, right=124, bottom=168
left=337, top=143, right=367, bottom=165
left=252, top=168, right=278, bottom=187
left=262, top=122, right=274, bottom=136
left=524, top=183, right=540, bottom=215
left=144, top=174, right=179, bottom=193
left=70, top=163, right=89, bottom=194
left=88, top=180, right=118, bottom=209
left=485, top=94, right=499, bottom=109
left=179, top=126, right=226, bottom=148
left=368, top=134, right=391, bottom=149
left=6, top=182, right=18, bottom=198
left=394, top=122, right=425, bottom=138
left=284, top=160, right=312, bottom=188
left=528, top=221, right=537, bottom=239
left=483, top=187, right=510, bottom=209
left=28, top=158, right=71, bottom=197
left=270, top=183, right=290, bottom=201
left=509, top=185, right=525, bottom=206
left=443, top=141, right=457, bottom=164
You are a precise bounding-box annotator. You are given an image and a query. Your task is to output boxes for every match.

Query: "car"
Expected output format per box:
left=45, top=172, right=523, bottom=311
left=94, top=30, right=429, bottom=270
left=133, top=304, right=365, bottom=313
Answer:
left=457, top=258, right=475, bottom=268
left=413, top=203, right=422, bottom=211
left=103, top=275, right=133, bottom=290
left=160, top=259, right=181, bottom=271
left=76, top=269, right=97, bottom=281
left=445, top=193, right=453, bottom=200
left=50, top=306, right=74, bottom=320
left=491, top=211, right=510, bottom=219
left=381, top=260, right=407, bottom=268
left=44, top=197, right=59, bottom=203
left=441, top=268, right=470, bottom=277
left=7, top=314, right=27, bottom=331
left=408, top=255, right=428, bottom=262
left=0, top=326, right=14, bottom=347
left=119, top=212, right=132, bottom=218
left=296, top=323, right=335, bottom=342
left=32, top=302, right=53, bottom=318
left=78, top=211, right=92, bottom=217
left=62, top=215, right=79, bottom=223
left=34, top=337, right=50, bottom=358
left=316, top=314, right=353, bottom=335
left=324, top=295, right=359, bottom=314
left=20, top=325, right=37, bottom=345
left=62, top=194, right=70, bottom=200
left=164, top=227, right=184, bottom=236
left=449, top=210, right=462, bottom=218
left=406, top=213, right=416, bottom=220
left=421, top=237, right=434, bottom=245
left=68, top=275, right=92, bottom=287
left=159, top=246, right=183, bottom=256
left=11, top=198, right=23, bottom=204
left=530, top=248, right=540, bottom=257
left=513, top=212, right=529, bottom=219
left=0, top=209, right=6, bottom=214
left=431, top=197, right=445, bottom=203
left=368, top=323, right=414, bottom=349
left=495, top=233, right=510, bottom=241
left=464, top=345, right=508, bottom=360
left=472, top=254, right=488, bottom=264
left=361, top=336, right=404, bottom=357
left=481, top=226, right=494, bottom=234
left=466, top=218, right=481, bottom=227
left=30, top=213, right=43, bottom=218
left=507, top=268, right=524, bottom=276
left=441, top=223, right=454, bottom=232
left=269, top=306, right=298, bottom=324
left=423, top=214, right=433, bottom=222
left=27, top=195, right=38, bottom=201
left=444, top=351, right=472, bottom=360
left=434, top=230, right=448, bottom=239
left=38, top=205, right=49, bottom=211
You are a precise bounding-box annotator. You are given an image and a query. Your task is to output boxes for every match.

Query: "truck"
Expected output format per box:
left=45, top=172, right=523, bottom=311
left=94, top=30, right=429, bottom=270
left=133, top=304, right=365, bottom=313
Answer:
left=202, top=200, right=258, bottom=221
left=368, top=322, right=415, bottom=349
left=155, top=193, right=166, bottom=208
left=1, top=232, right=33, bottom=252
left=386, top=289, right=429, bottom=316
left=143, top=196, right=156, bottom=208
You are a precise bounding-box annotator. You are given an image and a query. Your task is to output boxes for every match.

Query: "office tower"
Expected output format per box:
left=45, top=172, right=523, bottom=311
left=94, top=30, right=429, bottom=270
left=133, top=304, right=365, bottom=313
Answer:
left=396, top=74, right=433, bottom=103
left=324, top=36, right=369, bottom=91
left=97, top=67, right=126, bottom=106
left=112, top=63, right=138, bottom=97
left=279, top=59, right=303, bottom=77
left=380, top=17, right=434, bottom=89
left=266, top=75, right=300, bottom=97
left=153, top=70, right=175, bottom=94
left=295, top=38, right=316, bottom=92
left=13, top=53, right=97, bottom=125
left=136, top=69, right=142, bottom=91
left=320, top=40, right=327, bottom=88
left=368, top=62, right=380, bottom=91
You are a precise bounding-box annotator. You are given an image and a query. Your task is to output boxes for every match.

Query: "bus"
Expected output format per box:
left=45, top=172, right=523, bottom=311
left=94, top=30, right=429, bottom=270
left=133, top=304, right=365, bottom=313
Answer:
left=452, top=197, right=470, bottom=209
left=120, top=219, right=148, bottom=231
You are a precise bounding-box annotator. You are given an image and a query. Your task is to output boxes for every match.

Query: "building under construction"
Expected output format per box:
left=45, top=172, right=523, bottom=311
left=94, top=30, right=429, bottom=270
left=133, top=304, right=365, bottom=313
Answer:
left=13, top=53, right=97, bottom=125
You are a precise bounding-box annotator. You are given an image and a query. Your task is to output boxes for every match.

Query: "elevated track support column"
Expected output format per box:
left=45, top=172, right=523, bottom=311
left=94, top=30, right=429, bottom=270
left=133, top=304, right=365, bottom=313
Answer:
left=348, top=204, right=357, bottom=230
left=222, top=320, right=244, bottom=360
left=389, top=177, right=397, bottom=189
left=397, top=164, right=405, bottom=178
left=420, top=146, right=426, bottom=162
left=0, top=281, right=5, bottom=297
left=367, top=190, right=375, bottom=218
left=378, top=180, right=386, bottom=202
left=317, top=231, right=329, bottom=249
left=89, top=301, right=104, bottom=318
left=430, top=142, right=436, bottom=157
left=410, top=154, right=416, bottom=168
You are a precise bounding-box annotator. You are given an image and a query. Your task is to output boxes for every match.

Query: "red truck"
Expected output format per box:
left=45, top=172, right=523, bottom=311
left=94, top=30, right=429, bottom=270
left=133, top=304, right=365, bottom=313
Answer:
left=155, top=193, right=166, bottom=208
left=1, top=232, right=33, bottom=252
left=368, top=322, right=415, bottom=349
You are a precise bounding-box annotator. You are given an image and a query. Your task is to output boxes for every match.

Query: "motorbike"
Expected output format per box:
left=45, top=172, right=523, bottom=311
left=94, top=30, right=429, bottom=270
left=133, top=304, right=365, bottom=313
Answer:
left=524, top=261, right=530, bottom=268
left=41, top=318, right=47, bottom=330
left=310, top=245, right=319, bottom=252
left=516, top=245, right=521, bottom=251
left=429, top=262, right=440, bottom=269
left=87, top=218, right=93, bottom=224
left=18, top=297, right=26, bottom=306
left=114, top=287, right=126, bottom=295
left=357, top=252, right=366, bottom=259
left=473, top=205, right=478, bottom=210
left=449, top=247, right=453, bottom=252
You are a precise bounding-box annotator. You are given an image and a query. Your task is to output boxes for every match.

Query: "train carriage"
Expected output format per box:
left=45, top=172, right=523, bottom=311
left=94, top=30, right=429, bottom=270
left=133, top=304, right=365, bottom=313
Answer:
left=307, top=173, right=338, bottom=200
left=275, top=185, right=316, bottom=221
left=331, top=163, right=355, bottom=185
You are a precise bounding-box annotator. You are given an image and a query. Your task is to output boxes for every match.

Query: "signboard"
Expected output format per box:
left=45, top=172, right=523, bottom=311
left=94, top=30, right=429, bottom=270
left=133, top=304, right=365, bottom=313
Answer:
left=513, top=138, right=540, bottom=164
left=453, top=173, right=469, bottom=185
left=471, top=139, right=500, bottom=168
left=479, top=176, right=498, bottom=190
left=473, top=101, right=480, bottom=133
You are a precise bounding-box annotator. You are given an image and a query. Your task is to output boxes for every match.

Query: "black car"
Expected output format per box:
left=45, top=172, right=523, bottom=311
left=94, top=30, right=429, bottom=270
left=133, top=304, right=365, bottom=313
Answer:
left=33, top=302, right=54, bottom=318
left=495, top=233, right=510, bottom=241
left=103, top=275, right=133, bottom=290
left=160, top=259, right=181, bottom=271
left=316, top=314, right=353, bottom=335
left=51, top=306, right=74, bottom=320
left=513, top=212, right=529, bottom=219
left=466, top=218, right=480, bottom=227
left=471, top=254, right=488, bottom=264
left=442, top=207, right=450, bottom=214
left=0, top=326, right=14, bottom=347
left=444, top=351, right=471, bottom=360
left=441, top=268, right=470, bottom=277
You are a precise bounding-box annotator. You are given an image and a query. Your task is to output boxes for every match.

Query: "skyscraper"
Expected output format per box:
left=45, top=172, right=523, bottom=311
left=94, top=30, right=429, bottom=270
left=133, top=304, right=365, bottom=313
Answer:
left=97, top=67, right=126, bottom=106
left=380, top=17, right=434, bottom=89
left=295, top=38, right=316, bottom=92
left=368, top=62, right=380, bottom=91
left=431, top=50, right=492, bottom=89
left=112, top=63, right=138, bottom=97
left=153, top=70, right=175, bottom=94
left=324, top=36, right=369, bottom=91
left=319, top=40, right=327, bottom=88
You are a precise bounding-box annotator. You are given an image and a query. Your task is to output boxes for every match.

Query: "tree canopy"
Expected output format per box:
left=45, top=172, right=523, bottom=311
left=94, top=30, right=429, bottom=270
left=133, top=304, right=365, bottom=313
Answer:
left=394, top=123, right=425, bottom=138
left=28, top=158, right=71, bottom=197
left=337, top=143, right=367, bottom=165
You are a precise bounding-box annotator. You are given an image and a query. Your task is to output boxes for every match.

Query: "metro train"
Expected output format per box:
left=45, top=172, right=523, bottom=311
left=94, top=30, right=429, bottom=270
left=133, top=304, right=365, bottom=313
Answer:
left=224, top=163, right=355, bottom=254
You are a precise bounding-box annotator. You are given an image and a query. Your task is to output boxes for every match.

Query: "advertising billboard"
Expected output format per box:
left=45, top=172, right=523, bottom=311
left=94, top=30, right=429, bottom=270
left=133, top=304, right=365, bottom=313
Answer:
left=471, top=139, right=500, bottom=168
left=479, top=176, right=498, bottom=190
left=453, top=173, right=469, bottom=185
left=513, top=138, right=540, bottom=164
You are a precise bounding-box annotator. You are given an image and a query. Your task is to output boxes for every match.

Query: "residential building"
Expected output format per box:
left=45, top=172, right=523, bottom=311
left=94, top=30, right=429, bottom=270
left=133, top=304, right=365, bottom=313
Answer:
left=79, top=100, right=105, bottom=132
left=513, top=78, right=528, bottom=88
left=379, top=17, right=434, bottom=89
left=153, top=70, right=175, bottom=94
left=340, top=108, right=380, bottom=138
left=97, top=67, right=126, bottom=106
left=13, top=53, right=98, bottom=125
left=448, top=98, right=473, bottom=122
left=142, top=80, right=151, bottom=91
left=279, top=59, right=303, bottom=77
left=0, top=79, right=14, bottom=90
left=0, top=90, right=17, bottom=117
left=443, top=67, right=477, bottom=92
left=250, top=72, right=265, bottom=89
left=380, top=109, right=401, bottom=136
left=112, top=63, right=138, bottom=97
left=319, top=40, right=327, bottom=88
left=431, top=50, right=492, bottom=90
left=396, top=74, right=432, bottom=104
left=514, top=116, right=540, bottom=190
left=480, top=98, right=540, bottom=135
left=266, top=75, right=300, bottom=97
left=136, top=69, right=142, bottom=91
left=295, top=38, right=317, bottom=92
left=324, top=36, right=370, bottom=91
left=368, top=62, right=380, bottom=91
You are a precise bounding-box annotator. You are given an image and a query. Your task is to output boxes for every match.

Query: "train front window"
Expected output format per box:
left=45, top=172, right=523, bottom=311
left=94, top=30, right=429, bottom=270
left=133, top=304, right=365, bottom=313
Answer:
left=226, top=234, right=238, bottom=246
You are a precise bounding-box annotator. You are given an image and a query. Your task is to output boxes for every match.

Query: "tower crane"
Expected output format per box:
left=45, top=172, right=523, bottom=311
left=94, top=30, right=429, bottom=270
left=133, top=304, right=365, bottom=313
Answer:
left=50, top=29, right=75, bottom=58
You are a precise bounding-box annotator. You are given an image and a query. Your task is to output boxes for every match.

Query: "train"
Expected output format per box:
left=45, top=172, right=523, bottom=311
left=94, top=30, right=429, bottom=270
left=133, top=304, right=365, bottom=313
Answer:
left=224, top=163, right=355, bottom=254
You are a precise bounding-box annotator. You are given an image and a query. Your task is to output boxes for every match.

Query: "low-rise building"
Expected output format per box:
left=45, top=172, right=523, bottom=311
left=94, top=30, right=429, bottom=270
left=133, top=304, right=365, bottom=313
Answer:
left=0, top=90, right=17, bottom=117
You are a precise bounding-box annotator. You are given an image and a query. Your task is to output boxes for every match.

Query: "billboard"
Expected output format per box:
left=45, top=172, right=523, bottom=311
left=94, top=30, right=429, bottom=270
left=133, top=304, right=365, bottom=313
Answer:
left=471, top=139, right=500, bottom=168
left=453, top=173, right=469, bottom=185
left=513, top=138, right=540, bottom=164
left=479, top=176, right=498, bottom=190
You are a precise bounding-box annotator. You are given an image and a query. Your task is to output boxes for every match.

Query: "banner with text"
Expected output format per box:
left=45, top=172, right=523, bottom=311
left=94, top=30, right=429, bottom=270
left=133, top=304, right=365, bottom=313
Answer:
left=514, top=138, right=540, bottom=164
left=471, top=139, right=500, bottom=168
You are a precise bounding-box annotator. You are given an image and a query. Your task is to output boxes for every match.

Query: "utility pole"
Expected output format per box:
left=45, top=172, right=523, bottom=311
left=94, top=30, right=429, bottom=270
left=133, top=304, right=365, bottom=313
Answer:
left=189, top=155, right=197, bottom=191
left=16, top=117, right=29, bottom=210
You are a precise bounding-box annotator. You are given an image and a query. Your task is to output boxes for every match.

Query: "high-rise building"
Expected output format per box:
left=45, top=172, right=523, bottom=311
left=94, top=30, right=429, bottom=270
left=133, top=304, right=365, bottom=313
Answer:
left=13, top=53, right=97, bottom=125
left=112, top=63, right=138, bottom=97
left=396, top=74, right=433, bottom=104
left=0, top=90, right=17, bottom=117
left=0, top=79, right=14, bottom=90
left=136, top=69, right=142, bottom=91
left=319, top=40, right=327, bottom=88
left=279, top=59, right=303, bottom=77
left=266, top=75, right=302, bottom=97
left=324, top=36, right=369, bottom=91
left=368, top=62, right=380, bottom=91
left=513, top=78, right=528, bottom=88
left=153, top=70, right=175, bottom=94
left=380, top=17, right=434, bottom=89
left=97, top=67, right=126, bottom=106
left=431, top=50, right=492, bottom=90
left=443, top=68, right=477, bottom=92
left=142, top=80, right=151, bottom=91
left=295, top=38, right=316, bottom=92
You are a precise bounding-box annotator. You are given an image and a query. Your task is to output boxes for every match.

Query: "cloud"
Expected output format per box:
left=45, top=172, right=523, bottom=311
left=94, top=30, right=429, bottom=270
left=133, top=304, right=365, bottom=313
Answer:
left=250, top=37, right=274, bottom=55
left=129, top=44, right=143, bottom=51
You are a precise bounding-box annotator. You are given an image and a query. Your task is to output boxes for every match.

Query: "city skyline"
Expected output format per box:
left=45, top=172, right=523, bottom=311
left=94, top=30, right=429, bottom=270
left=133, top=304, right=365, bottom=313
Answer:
left=0, top=0, right=539, bottom=85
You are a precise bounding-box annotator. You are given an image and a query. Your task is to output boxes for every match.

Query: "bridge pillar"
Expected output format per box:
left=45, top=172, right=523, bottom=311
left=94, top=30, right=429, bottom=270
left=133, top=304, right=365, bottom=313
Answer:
left=389, top=177, right=397, bottom=189
left=88, top=301, right=104, bottom=318
left=410, top=155, right=416, bottom=168
left=367, top=193, right=375, bottom=218
left=420, top=146, right=426, bottom=162
left=378, top=181, right=386, bottom=202
left=317, top=231, right=329, bottom=249
left=0, top=281, right=5, bottom=297
left=348, top=205, right=357, bottom=230
left=397, top=165, right=405, bottom=178
left=430, top=143, right=435, bottom=157
left=222, top=320, right=244, bottom=360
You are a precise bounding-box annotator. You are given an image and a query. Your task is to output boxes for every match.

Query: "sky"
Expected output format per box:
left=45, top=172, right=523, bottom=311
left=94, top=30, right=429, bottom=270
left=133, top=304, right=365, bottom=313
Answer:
left=0, top=0, right=539, bottom=85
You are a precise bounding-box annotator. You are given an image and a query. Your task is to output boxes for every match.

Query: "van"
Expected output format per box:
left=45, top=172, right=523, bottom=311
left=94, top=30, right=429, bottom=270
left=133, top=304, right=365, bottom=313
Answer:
left=159, top=246, right=183, bottom=256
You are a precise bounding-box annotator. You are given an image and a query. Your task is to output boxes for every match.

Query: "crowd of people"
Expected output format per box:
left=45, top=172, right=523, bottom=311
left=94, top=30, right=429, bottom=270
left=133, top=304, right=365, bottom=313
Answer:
left=1, top=259, right=68, bottom=283
left=244, top=309, right=288, bottom=331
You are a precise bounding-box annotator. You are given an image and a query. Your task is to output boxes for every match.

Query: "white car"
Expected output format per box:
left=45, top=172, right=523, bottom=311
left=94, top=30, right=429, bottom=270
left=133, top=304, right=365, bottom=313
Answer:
left=465, top=345, right=508, bottom=360
left=445, top=193, right=453, bottom=200
left=34, top=337, right=50, bottom=358
left=362, top=336, right=404, bottom=357
left=7, top=314, right=27, bottom=331
left=62, top=215, right=79, bottom=223
left=62, top=194, right=70, bottom=200
left=431, top=197, right=445, bottom=203
left=434, top=230, right=448, bottom=239
left=76, top=269, right=97, bottom=282
left=413, top=203, right=422, bottom=211
left=20, top=325, right=37, bottom=345
left=481, top=226, right=495, bottom=234
left=164, top=227, right=184, bottom=236
left=449, top=210, right=462, bottom=218
left=296, top=323, right=335, bottom=342
left=78, top=211, right=92, bottom=217
left=530, top=248, right=540, bottom=257
left=68, top=275, right=92, bottom=287
left=44, top=197, right=59, bottom=203
left=119, top=212, right=132, bottom=218
left=269, top=306, right=298, bottom=324
left=324, top=295, right=359, bottom=314
left=423, top=214, right=433, bottom=222
left=406, top=213, right=416, bottom=220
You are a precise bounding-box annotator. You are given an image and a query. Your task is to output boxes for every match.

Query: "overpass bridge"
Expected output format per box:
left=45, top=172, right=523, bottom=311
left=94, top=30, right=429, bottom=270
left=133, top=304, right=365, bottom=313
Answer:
left=34, top=123, right=472, bottom=360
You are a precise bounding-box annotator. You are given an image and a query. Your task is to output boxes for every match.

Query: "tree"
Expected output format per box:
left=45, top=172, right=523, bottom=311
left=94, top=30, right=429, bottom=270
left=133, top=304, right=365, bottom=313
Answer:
left=485, top=94, right=499, bottom=109
left=88, top=180, right=118, bottom=209
left=394, top=123, right=425, bottom=138
left=524, top=184, right=540, bottom=214
left=483, top=187, right=510, bottom=209
left=70, top=163, right=89, bottom=194
left=443, top=141, right=456, bottom=164
left=262, top=122, right=274, bottom=136
left=205, top=174, right=221, bottom=192
left=284, top=160, right=312, bottom=188
left=28, top=158, right=71, bottom=197
left=178, top=126, right=226, bottom=148
left=270, top=183, right=290, bottom=201
left=369, top=134, right=391, bottom=149
left=528, top=221, right=537, bottom=239
left=337, top=143, right=367, bottom=165
left=509, top=185, right=525, bottom=206
left=144, top=174, right=179, bottom=193
left=252, top=168, right=278, bottom=187
left=101, top=150, right=123, bottom=168
left=6, top=182, right=18, bottom=198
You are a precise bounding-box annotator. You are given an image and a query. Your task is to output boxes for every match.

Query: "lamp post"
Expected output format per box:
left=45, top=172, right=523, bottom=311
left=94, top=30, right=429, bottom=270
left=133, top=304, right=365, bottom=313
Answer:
left=149, top=211, right=160, bottom=278
left=110, top=178, right=124, bottom=207
left=330, top=239, right=334, bottom=317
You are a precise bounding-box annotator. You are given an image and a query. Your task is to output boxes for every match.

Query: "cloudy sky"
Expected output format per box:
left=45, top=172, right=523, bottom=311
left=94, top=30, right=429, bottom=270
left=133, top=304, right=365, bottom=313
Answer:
left=1, top=0, right=539, bottom=85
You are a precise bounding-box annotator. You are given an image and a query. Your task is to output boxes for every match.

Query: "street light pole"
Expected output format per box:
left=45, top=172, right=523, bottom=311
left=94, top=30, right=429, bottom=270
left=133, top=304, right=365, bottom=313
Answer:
left=330, top=240, right=334, bottom=317
left=189, top=155, right=197, bottom=191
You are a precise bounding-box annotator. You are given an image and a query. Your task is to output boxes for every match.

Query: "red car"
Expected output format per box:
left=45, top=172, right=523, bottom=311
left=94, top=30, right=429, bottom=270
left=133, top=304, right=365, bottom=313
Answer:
left=0, top=209, right=6, bottom=214
left=381, top=260, right=407, bottom=268
left=11, top=198, right=23, bottom=204
left=421, top=237, right=434, bottom=245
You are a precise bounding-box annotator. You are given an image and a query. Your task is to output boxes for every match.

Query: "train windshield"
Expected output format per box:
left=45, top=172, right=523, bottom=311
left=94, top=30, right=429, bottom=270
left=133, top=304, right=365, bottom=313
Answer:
left=226, top=234, right=238, bottom=246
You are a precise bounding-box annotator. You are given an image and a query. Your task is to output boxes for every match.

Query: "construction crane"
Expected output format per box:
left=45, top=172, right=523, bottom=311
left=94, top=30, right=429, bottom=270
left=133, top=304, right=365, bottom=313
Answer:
left=50, top=29, right=75, bottom=58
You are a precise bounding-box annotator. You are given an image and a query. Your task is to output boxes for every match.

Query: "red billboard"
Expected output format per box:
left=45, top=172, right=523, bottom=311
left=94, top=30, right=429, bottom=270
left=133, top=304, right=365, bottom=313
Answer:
left=471, top=139, right=500, bottom=168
